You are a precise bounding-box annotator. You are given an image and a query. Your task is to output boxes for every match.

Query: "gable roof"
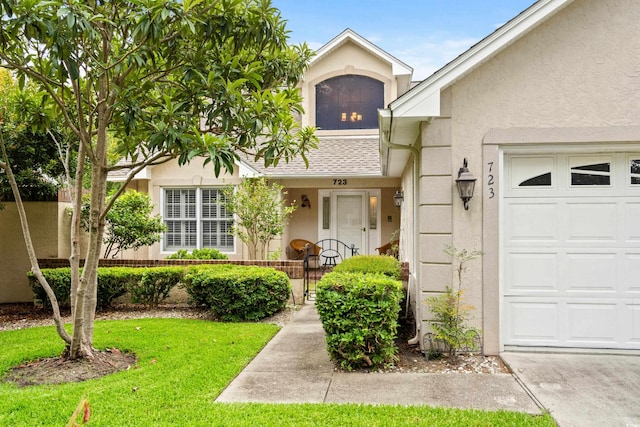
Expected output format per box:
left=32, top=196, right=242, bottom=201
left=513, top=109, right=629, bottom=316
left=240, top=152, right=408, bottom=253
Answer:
left=379, top=0, right=576, bottom=175
left=312, top=28, right=413, bottom=77
left=312, top=29, right=414, bottom=94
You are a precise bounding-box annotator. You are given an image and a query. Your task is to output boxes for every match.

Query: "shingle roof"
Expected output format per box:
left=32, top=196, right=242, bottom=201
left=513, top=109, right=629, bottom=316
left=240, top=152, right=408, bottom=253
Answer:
left=107, top=135, right=382, bottom=181
left=245, top=135, right=382, bottom=177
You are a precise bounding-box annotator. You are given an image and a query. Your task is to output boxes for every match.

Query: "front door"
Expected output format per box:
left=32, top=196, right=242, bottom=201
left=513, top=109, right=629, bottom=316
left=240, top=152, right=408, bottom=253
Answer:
left=318, top=189, right=380, bottom=255
left=335, top=192, right=366, bottom=254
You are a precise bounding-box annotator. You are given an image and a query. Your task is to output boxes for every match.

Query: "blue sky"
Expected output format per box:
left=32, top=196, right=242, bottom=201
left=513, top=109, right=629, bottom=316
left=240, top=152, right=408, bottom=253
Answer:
left=271, top=0, right=537, bottom=80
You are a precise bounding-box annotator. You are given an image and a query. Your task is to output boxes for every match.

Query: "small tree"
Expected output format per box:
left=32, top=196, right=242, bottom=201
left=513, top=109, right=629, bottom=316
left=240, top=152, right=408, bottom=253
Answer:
left=426, top=245, right=482, bottom=361
left=223, top=177, right=296, bottom=260
left=0, top=0, right=316, bottom=359
left=81, top=190, right=166, bottom=259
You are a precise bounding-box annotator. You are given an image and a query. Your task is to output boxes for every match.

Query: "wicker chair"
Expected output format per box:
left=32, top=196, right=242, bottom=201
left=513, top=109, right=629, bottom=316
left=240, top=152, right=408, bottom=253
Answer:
left=289, top=239, right=321, bottom=260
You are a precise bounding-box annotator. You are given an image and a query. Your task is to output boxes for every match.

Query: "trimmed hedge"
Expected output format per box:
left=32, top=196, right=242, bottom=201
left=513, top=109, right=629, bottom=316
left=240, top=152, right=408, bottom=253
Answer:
left=183, top=265, right=290, bottom=321
left=315, top=271, right=403, bottom=370
left=129, top=267, right=185, bottom=307
left=332, top=255, right=401, bottom=280
left=28, top=267, right=142, bottom=310
left=166, top=248, right=228, bottom=260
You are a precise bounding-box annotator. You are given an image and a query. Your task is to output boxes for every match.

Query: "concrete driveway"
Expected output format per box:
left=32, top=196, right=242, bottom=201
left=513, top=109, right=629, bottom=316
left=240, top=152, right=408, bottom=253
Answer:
left=502, top=352, right=640, bottom=427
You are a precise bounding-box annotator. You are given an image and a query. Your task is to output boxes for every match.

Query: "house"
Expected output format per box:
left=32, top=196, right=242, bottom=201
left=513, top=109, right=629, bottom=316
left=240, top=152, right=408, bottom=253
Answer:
left=109, top=29, right=413, bottom=262
left=382, top=0, right=640, bottom=354
left=1, top=29, right=412, bottom=303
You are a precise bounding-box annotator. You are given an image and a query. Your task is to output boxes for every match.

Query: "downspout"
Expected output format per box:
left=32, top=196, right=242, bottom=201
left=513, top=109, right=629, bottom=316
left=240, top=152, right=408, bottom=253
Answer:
left=380, top=110, right=423, bottom=346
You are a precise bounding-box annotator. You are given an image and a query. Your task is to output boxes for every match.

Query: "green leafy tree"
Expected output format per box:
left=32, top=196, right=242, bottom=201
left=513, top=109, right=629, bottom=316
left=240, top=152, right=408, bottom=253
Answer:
left=80, top=190, right=166, bottom=259
left=426, top=246, right=482, bottom=361
left=0, top=0, right=316, bottom=359
left=223, top=177, right=296, bottom=260
left=0, top=70, right=72, bottom=206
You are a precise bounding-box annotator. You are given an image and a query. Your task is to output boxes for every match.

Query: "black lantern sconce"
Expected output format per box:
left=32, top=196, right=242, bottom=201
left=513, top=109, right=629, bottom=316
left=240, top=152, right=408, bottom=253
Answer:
left=455, top=158, right=477, bottom=210
left=301, top=194, right=311, bottom=209
left=393, top=190, right=404, bottom=207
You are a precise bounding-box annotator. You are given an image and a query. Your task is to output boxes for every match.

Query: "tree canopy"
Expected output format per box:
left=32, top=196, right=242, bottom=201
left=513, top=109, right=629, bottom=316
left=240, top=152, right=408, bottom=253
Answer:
left=0, top=0, right=316, bottom=359
left=0, top=69, right=72, bottom=204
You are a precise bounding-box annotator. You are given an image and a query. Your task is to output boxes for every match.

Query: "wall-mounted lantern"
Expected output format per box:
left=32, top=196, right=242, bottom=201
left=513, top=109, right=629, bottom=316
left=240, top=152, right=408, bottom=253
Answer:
left=455, top=158, right=477, bottom=210
left=301, top=194, right=311, bottom=208
left=393, top=190, right=404, bottom=207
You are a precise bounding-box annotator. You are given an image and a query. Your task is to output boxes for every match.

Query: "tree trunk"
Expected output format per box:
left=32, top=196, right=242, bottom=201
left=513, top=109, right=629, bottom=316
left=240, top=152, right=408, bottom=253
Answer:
left=0, top=133, right=72, bottom=345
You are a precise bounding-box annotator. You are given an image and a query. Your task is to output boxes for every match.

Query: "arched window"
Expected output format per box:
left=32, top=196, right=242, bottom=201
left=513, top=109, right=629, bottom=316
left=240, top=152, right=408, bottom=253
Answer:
left=315, top=75, right=383, bottom=130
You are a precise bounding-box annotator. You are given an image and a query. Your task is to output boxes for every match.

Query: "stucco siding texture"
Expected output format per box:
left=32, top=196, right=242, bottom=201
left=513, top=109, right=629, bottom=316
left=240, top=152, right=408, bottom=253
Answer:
left=416, top=0, right=640, bottom=354
left=246, top=136, right=382, bottom=177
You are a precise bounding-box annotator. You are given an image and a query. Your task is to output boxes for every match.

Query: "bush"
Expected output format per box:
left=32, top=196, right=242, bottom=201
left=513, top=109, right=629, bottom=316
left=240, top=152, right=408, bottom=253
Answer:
left=129, top=267, right=185, bottom=307
left=166, top=248, right=228, bottom=260
left=183, top=265, right=290, bottom=321
left=28, top=268, right=73, bottom=308
left=333, top=255, right=401, bottom=280
left=28, top=267, right=138, bottom=310
left=97, top=267, right=142, bottom=308
left=315, top=272, right=403, bottom=370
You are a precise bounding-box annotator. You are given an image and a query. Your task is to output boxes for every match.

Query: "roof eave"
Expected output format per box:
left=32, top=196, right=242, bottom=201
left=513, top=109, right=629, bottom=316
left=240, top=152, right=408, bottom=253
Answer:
left=389, top=0, right=575, bottom=118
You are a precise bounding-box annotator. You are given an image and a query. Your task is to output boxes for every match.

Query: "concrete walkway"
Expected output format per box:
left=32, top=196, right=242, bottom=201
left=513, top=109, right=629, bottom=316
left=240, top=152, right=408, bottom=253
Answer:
left=216, top=304, right=541, bottom=413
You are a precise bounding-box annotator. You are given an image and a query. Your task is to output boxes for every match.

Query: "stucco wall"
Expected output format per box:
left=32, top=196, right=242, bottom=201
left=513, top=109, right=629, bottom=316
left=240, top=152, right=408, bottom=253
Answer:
left=0, top=202, right=62, bottom=302
left=418, top=0, right=640, bottom=354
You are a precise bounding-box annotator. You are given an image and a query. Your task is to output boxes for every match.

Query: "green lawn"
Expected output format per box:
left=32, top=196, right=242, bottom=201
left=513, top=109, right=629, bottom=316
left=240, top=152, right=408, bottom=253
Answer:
left=0, top=319, right=555, bottom=426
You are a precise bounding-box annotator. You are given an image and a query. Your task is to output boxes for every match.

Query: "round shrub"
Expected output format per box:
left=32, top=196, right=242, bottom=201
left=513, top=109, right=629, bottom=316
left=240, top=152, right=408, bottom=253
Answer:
left=183, top=265, right=290, bottom=321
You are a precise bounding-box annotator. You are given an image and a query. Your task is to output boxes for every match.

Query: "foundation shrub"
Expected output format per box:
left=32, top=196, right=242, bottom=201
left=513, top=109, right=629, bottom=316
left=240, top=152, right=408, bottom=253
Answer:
left=166, top=248, right=228, bottom=260
left=332, top=255, right=401, bottom=280
left=128, top=267, right=185, bottom=307
left=28, top=267, right=141, bottom=309
left=315, top=271, right=403, bottom=370
left=183, top=265, right=290, bottom=321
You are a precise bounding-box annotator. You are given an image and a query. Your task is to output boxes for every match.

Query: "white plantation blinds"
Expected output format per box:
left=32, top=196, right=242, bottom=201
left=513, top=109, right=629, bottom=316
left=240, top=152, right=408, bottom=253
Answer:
left=163, top=188, right=233, bottom=251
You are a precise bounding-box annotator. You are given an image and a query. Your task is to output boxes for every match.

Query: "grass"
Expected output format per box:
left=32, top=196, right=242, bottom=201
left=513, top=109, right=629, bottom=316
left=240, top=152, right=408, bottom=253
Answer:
left=0, top=319, right=556, bottom=426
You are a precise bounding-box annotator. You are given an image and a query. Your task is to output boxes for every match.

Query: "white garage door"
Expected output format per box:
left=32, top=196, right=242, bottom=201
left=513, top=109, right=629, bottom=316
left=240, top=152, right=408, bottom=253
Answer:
left=503, top=152, right=640, bottom=350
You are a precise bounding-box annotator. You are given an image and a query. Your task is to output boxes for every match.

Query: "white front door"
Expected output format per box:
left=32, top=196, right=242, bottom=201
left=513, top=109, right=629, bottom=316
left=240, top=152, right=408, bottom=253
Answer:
left=317, top=189, right=380, bottom=255
left=335, top=192, right=367, bottom=255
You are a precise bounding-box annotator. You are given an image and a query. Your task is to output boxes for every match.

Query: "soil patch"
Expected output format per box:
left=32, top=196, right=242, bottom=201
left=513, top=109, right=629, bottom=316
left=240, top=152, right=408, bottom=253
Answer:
left=4, top=349, right=136, bottom=387
left=381, top=311, right=511, bottom=374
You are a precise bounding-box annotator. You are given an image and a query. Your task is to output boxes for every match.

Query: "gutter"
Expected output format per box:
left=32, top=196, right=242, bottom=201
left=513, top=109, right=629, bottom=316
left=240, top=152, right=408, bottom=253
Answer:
left=379, top=108, right=422, bottom=347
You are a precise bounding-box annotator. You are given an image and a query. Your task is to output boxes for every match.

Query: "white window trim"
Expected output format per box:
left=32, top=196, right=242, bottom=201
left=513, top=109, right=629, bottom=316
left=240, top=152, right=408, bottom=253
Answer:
left=160, top=187, right=236, bottom=255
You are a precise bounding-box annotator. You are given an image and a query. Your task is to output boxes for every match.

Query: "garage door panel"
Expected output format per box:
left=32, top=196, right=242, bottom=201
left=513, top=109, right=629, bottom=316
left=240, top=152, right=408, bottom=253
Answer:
left=566, top=252, right=618, bottom=293
left=624, top=254, right=640, bottom=293
left=630, top=304, right=640, bottom=344
left=566, top=202, right=617, bottom=242
left=505, top=203, right=558, bottom=242
left=566, top=303, right=619, bottom=345
left=505, top=301, right=559, bottom=343
left=505, top=253, right=558, bottom=292
left=625, top=203, right=640, bottom=241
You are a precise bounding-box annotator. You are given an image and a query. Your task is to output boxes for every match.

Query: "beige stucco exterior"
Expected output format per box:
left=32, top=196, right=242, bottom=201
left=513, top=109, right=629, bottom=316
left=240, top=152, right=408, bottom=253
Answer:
left=0, top=202, right=70, bottom=302
left=396, top=0, right=640, bottom=354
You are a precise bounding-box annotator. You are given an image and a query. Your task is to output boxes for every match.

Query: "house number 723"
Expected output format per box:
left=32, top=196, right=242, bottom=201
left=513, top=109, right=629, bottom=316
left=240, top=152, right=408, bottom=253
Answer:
left=333, top=179, right=347, bottom=186
left=487, top=162, right=495, bottom=199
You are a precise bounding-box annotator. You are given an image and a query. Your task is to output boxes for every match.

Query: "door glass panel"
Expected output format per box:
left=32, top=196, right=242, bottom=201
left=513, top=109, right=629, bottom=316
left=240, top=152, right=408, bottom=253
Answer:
left=510, top=157, right=554, bottom=188
left=520, top=173, right=552, bottom=187
left=631, top=159, right=640, bottom=185
left=337, top=194, right=363, bottom=254
left=570, top=161, right=611, bottom=186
